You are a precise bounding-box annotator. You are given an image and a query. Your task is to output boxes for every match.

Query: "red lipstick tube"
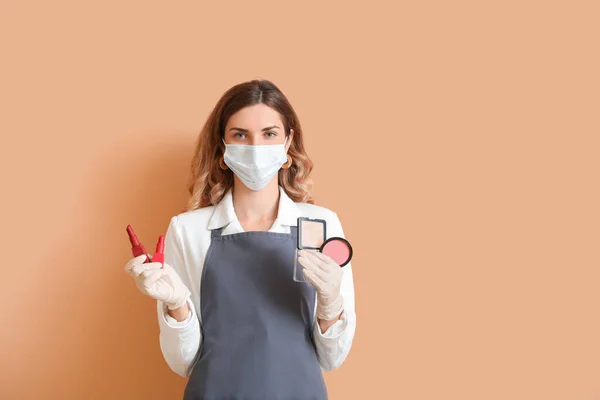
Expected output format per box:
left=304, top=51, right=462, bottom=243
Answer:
left=126, top=225, right=149, bottom=263
left=152, top=235, right=165, bottom=267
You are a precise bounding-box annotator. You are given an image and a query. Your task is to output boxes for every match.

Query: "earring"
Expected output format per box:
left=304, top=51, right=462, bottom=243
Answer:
left=281, top=155, right=292, bottom=169
left=219, top=156, right=229, bottom=170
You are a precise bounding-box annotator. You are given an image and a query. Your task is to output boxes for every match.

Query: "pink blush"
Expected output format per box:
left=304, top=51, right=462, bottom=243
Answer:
left=321, top=239, right=351, bottom=266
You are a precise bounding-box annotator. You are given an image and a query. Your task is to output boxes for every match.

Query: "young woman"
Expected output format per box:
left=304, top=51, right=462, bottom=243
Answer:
left=124, top=79, right=356, bottom=399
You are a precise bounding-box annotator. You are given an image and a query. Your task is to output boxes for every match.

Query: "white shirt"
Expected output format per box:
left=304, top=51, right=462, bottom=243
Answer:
left=156, top=186, right=357, bottom=377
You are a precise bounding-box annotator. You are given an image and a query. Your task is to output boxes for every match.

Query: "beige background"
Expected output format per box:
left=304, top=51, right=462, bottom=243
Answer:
left=1, top=1, right=599, bottom=399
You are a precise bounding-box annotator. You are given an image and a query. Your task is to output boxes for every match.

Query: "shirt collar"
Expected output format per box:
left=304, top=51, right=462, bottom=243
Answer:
left=207, top=185, right=301, bottom=230
left=206, top=187, right=236, bottom=230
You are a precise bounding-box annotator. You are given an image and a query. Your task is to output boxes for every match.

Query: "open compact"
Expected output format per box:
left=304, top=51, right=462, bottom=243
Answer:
left=296, top=216, right=353, bottom=267
left=294, top=217, right=354, bottom=283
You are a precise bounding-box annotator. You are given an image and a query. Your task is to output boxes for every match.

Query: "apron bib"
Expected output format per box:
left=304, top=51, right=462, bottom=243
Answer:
left=183, top=226, right=328, bottom=400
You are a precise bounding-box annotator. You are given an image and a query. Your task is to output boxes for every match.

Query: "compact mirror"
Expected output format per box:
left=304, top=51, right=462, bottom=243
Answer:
left=297, top=217, right=326, bottom=250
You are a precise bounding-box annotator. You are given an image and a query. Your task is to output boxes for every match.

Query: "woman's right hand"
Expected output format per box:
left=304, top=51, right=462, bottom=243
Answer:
left=124, top=254, right=192, bottom=311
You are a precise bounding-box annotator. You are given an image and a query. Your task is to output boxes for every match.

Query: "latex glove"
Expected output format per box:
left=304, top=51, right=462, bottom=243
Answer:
left=297, top=249, right=344, bottom=321
left=124, top=255, right=191, bottom=310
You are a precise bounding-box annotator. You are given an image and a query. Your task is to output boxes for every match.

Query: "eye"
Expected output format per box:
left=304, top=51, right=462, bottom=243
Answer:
left=233, top=132, right=246, bottom=139
left=266, top=131, right=277, bottom=138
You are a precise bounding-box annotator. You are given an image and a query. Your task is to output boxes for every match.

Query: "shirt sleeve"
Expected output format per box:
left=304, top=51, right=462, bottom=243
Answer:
left=157, top=215, right=202, bottom=377
left=312, top=211, right=357, bottom=372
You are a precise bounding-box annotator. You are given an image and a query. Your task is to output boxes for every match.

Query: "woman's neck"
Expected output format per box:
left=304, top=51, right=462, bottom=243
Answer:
left=232, top=178, right=280, bottom=227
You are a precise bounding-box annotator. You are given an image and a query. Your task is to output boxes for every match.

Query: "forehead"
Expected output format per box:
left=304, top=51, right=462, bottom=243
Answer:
left=225, top=104, right=284, bottom=129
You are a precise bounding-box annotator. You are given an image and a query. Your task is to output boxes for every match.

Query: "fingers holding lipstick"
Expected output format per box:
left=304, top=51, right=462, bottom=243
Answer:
left=125, top=261, right=190, bottom=308
left=143, top=269, right=173, bottom=296
left=132, top=262, right=163, bottom=279
left=124, top=254, right=150, bottom=276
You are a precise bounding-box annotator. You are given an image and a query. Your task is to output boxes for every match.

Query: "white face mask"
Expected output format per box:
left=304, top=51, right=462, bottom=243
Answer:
left=222, top=137, right=288, bottom=191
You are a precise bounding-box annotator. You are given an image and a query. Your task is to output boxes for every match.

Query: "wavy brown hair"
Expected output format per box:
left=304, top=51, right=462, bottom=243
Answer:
left=186, top=79, right=314, bottom=211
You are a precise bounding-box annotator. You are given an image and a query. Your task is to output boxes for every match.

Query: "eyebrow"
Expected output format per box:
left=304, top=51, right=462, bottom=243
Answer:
left=229, top=125, right=281, bottom=132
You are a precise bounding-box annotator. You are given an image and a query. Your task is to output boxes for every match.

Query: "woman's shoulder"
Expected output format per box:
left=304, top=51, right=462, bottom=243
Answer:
left=168, top=205, right=216, bottom=231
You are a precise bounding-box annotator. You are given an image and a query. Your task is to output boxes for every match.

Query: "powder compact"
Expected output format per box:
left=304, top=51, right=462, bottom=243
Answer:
left=297, top=216, right=353, bottom=267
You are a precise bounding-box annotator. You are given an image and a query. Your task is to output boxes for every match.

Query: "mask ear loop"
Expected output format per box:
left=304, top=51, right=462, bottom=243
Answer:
left=284, top=130, right=292, bottom=151
left=219, top=138, right=229, bottom=170
left=281, top=134, right=293, bottom=169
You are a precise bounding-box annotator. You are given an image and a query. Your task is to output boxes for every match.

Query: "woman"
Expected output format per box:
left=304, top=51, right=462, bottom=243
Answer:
left=124, top=79, right=356, bottom=399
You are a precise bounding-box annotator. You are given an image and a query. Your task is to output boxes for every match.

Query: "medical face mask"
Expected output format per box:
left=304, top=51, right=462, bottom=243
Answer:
left=222, top=137, right=288, bottom=191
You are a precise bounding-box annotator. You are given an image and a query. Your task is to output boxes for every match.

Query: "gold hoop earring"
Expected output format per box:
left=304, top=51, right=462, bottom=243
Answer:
left=219, top=156, right=229, bottom=170
left=281, top=155, right=292, bottom=169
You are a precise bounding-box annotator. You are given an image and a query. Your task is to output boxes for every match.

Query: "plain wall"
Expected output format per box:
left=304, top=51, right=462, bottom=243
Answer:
left=1, top=1, right=599, bottom=399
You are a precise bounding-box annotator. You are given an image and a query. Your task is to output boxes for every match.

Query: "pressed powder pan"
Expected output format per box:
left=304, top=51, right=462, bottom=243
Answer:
left=320, top=237, right=353, bottom=267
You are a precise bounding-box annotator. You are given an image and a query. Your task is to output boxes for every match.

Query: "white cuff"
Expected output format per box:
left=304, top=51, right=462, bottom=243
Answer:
left=314, top=308, right=348, bottom=341
left=160, top=298, right=196, bottom=329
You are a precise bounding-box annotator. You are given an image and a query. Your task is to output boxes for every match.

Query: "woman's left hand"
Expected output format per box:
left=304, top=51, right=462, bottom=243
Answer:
left=297, top=249, right=344, bottom=321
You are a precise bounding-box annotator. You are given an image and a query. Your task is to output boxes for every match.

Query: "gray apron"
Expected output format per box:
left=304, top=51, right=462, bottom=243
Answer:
left=183, top=226, right=328, bottom=400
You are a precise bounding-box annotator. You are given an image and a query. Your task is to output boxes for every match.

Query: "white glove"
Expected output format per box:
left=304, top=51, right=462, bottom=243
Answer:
left=124, top=254, right=191, bottom=310
left=297, top=249, right=344, bottom=321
